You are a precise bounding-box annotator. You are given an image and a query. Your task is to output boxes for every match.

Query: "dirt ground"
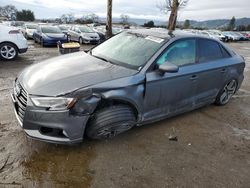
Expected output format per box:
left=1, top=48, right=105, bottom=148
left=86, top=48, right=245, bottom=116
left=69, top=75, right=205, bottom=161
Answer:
left=0, top=41, right=249, bottom=188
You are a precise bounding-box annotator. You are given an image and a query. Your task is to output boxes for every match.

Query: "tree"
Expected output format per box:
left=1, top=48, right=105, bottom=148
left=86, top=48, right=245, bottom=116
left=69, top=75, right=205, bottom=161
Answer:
left=60, top=13, right=74, bottom=24
left=247, top=24, right=250, bottom=31
left=0, top=5, right=17, bottom=20
left=157, top=0, right=188, bottom=31
left=228, top=16, right=236, bottom=31
left=120, top=14, right=129, bottom=25
left=144, top=21, right=155, bottom=28
left=16, top=9, right=35, bottom=21
left=183, top=19, right=190, bottom=29
left=237, top=25, right=246, bottom=31
left=106, top=0, right=113, bottom=38
left=85, top=13, right=99, bottom=23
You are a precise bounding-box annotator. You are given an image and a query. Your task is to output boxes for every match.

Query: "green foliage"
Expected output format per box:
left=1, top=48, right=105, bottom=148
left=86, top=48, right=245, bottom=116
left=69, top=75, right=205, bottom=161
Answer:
left=228, top=16, right=236, bottom=31
left=183, top=19, right=190, bottom=29
left=144, top=20, right=155, bottom=28
left=16, top=9, right=35, bottom=21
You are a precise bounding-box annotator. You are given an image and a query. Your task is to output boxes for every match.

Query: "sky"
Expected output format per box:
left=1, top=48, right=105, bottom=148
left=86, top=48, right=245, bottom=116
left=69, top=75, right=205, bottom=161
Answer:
left=0, top=0, right=249, bottom=21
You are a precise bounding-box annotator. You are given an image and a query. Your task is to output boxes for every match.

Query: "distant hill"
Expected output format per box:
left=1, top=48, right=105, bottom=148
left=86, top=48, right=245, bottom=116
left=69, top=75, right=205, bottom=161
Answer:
left=181, top=17, right=250, bottom=29
left=105, top=17, right=250, bottom=29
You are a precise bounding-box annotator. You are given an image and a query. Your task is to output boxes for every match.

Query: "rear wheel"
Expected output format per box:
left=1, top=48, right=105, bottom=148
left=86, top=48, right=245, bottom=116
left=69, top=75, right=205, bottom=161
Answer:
left=67, top=35, right=71, bottom=42
left=0, top=42, right=18, bottom=60
left=86, top=105, right=136, bottom=140
left=79, top=37, right=84, bottom=44
left=215, top=79, right=237, bottom=105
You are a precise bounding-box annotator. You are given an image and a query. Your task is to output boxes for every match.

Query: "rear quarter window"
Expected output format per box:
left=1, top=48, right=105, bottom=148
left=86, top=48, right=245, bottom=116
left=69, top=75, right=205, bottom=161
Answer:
left=198, top=39, right=223, bottom=63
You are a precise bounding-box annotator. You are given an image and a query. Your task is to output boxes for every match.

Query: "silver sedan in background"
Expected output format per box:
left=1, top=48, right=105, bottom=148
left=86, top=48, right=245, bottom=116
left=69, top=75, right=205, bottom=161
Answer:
left=68, top=25, right=100, bottom=44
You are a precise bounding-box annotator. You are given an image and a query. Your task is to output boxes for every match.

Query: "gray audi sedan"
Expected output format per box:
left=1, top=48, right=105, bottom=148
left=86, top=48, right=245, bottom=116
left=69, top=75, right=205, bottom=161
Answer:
left=11, top=29, right=245, bottom=144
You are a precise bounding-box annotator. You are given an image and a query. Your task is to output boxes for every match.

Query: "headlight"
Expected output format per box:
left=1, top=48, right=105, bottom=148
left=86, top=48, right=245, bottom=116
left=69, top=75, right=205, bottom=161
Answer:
left=31, top=97, right=77, bottom=111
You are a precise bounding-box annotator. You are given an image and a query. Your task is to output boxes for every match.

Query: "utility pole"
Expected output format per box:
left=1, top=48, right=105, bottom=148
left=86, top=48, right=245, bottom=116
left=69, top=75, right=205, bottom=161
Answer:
left=106, top=0, right=113, bottom=38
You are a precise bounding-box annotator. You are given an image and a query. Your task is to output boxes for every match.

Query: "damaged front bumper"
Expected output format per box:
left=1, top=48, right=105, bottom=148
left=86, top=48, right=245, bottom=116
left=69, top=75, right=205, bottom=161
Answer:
left=11, top=87, right=99, bottom=144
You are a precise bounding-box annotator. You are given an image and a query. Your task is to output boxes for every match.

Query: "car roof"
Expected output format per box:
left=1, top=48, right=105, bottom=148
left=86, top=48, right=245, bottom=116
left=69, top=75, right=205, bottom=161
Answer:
left=127, top=28, right=213, bottom=41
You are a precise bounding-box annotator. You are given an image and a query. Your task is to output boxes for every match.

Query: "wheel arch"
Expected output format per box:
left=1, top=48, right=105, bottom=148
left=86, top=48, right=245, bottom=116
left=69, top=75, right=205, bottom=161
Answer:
left=94, top=97, right=140, bottom=121
left=0, top=41, right=19, bottom=52
left=83, top=96, right=140, bottom=138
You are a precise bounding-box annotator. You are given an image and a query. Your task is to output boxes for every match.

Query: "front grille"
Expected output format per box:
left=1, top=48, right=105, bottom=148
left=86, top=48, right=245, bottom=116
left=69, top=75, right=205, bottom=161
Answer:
left=14, top=82, right=28, bottom=122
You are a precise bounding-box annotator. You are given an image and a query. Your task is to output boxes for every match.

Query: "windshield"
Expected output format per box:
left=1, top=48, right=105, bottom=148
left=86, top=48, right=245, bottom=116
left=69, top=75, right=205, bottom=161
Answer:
left=41, top=26, right=62, bottom=33
left=26, top=24, right=37, bottom=29
left=91, top=32, right=164, bottom=69
left=79, top=26, right=93, bottom=33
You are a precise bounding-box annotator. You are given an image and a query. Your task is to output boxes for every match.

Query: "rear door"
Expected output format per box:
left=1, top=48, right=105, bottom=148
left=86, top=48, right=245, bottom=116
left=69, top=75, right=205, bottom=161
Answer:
left=143, top=38, right=198, bottom=121
left=194, top=38, right=232, bottom=107
left=70, top=26, right=78, bottom=41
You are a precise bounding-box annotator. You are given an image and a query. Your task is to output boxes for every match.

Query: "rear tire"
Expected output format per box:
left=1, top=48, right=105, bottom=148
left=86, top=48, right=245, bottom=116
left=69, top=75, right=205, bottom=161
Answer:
left=67, top=35, right=71, bottom=42
left=0, top=42, right=18, bottom=60
left=79, top=37, right=83, bottom=44
left=215, top=79, right=237, bottom=106
left=86, top=105, right=136, bottom=140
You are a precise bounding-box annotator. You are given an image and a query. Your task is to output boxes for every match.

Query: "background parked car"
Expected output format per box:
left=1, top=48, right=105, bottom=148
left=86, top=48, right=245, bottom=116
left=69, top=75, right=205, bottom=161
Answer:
left=207, top=30, right=227, bottom=42
left=68, top=25, right=100, bottom=44
left=92, top=26, right=123, bottom=43
left=241, top=32, right=250, bottom=40
left=223, top=32, right=241, bottom=41
left=10, top=21, right=25, bottom=29
left=234, top=32, right=248, bottom=41
left=0, top=25, right=28, bottom=60
left=33, top=25, right=68, bottom=46
left=21, top=23, right=38, bottom=39
left=57, top=25, right=70, bottom=35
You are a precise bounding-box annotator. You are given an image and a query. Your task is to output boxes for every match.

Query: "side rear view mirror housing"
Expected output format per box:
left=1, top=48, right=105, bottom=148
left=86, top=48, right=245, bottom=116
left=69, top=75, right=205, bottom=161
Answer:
left=158, top=62, right=179, bottom=74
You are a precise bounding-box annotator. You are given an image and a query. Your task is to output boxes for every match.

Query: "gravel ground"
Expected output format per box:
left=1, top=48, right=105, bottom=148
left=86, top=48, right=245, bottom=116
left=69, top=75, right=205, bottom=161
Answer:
left=0, top=41, right=249, bottom=188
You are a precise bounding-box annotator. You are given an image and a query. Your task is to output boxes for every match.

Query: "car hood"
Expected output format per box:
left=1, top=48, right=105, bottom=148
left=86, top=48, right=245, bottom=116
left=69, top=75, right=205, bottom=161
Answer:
left=44, top=33, right=65, bottom=38
left=18, top=52, right=137, bottom=96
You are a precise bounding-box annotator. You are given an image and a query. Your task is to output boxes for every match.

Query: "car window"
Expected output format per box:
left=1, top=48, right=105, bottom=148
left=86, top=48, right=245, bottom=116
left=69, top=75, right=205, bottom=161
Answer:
left=156, top=39, right=196, bottom=66
left=198, top=39, right=223, bottom=63
left=79, top=26, right=93, bottom=33
left=221, top=46, right=231, bottom=58
left=41, top=26, right=62, bottom=34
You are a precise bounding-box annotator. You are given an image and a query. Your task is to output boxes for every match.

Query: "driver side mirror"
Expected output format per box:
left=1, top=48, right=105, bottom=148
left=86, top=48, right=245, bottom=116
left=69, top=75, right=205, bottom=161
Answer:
left=158, top=62, right=179, bottom=74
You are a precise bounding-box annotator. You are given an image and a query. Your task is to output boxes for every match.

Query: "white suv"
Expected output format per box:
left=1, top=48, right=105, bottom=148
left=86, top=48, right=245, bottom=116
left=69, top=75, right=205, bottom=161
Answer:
left=0, top=25, right=28, bottom=60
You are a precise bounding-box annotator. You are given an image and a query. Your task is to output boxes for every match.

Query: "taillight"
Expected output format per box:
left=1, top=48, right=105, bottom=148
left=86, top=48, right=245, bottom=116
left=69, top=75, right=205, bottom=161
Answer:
left=9, top=30, right=20, bottom=34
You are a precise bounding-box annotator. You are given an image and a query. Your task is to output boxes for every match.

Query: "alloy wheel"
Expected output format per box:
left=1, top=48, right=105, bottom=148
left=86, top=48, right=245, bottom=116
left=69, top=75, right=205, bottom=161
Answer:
left=0, top=45, right=16, bottom=60
left=219, top=80, right=237, bottom=105
left=79, top=37, right=83, bottom=44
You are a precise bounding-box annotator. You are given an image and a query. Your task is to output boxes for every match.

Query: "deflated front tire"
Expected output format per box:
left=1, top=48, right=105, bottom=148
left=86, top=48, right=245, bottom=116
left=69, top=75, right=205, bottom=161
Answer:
left=86, top=105, right=136, bottom=139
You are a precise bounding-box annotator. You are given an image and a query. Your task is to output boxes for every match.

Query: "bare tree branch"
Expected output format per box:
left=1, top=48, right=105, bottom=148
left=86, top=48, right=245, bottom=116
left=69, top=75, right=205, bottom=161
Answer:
left=157, top=0, right=189, bottom=30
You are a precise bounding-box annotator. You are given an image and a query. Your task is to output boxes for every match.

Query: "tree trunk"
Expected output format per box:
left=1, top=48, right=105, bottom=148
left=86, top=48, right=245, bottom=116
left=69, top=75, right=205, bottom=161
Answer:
left=167, top=0, right=179, bottom=31
left=106, top=0, right=113, bottom=38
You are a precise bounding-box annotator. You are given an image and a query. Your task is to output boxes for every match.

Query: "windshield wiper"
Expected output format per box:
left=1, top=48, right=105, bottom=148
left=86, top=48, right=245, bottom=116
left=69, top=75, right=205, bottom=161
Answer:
left=92, top=54, right=110, bottom=63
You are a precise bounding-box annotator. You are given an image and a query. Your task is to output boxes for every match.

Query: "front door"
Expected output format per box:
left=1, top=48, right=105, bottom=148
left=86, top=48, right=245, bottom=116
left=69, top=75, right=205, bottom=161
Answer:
left=143, top=38, right=198, bottom=122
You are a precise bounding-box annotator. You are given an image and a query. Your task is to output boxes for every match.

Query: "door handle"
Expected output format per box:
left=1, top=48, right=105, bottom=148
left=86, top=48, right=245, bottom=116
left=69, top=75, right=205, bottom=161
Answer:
left=221, top=68, right=227, bottom=73
left=190, top=75, right=198, bottom=80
